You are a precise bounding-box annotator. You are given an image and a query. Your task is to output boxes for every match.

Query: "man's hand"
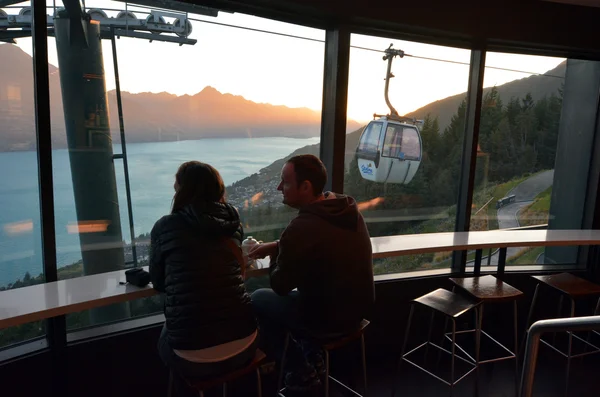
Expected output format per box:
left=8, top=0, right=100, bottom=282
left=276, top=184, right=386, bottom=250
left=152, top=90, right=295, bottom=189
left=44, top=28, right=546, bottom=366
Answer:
left=248, top=242, right=278, bottom=260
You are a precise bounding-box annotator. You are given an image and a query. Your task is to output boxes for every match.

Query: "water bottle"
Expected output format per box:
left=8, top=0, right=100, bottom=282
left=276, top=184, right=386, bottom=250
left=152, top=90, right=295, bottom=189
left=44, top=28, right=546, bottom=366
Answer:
left=242, top=236, right=260, bottom=269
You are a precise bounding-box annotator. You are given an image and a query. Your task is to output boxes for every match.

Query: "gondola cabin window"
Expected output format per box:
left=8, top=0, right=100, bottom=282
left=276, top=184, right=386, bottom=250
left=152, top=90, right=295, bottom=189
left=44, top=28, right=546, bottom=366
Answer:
left=358, top=122, right=383, bottom=155
left=382, top=124, right=421, bottom=160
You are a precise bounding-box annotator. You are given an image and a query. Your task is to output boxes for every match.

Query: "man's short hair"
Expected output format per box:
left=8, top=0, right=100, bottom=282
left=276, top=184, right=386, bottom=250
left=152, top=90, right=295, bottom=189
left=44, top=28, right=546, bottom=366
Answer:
left=287, top=154, right=327, bottom=196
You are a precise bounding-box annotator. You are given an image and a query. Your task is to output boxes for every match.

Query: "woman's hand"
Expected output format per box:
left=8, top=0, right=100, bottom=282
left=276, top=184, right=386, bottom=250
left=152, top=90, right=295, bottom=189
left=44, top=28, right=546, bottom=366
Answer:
left=248, top=242, right=278, bottom=260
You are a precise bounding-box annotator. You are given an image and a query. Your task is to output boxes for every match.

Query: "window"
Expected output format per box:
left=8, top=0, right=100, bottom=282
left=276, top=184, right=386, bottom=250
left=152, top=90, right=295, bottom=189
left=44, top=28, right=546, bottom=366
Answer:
left=469, top=53, right=600, bottom=267
left=0, top=1, right=46, bottom=350
left=345, top=33, right=471, bottom=275
left=37, top=1, right=324, bottom=327
left=358, top=121, right=383, bottom=155
left=382, top=124, right=421, bottom=160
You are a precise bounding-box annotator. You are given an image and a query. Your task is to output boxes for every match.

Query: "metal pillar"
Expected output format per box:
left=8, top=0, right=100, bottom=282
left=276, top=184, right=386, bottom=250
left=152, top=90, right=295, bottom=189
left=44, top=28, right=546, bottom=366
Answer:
left=547, top=60, right=600, bottom=266
left=320, top=27, right=350, bottom=193
left=452, top=49, right=486, bottom=273
left=54, top=12, right=129, bottom=323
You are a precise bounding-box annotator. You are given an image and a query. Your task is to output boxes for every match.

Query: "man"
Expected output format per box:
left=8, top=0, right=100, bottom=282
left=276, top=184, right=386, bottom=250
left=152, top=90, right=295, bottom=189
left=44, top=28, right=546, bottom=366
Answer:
left=250, top=154, right=375, bottom=393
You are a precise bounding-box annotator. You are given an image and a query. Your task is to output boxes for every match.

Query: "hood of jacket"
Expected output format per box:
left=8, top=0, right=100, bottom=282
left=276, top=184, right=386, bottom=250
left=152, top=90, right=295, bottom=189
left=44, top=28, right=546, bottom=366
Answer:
left=178, top=201, right=242, bottom=240
left=299, top=192, right=360, bottom=230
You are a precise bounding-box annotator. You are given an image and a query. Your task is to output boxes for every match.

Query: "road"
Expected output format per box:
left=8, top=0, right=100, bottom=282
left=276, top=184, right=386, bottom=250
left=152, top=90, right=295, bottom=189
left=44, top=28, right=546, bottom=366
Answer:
left=469, top=170, right=554, bottom=267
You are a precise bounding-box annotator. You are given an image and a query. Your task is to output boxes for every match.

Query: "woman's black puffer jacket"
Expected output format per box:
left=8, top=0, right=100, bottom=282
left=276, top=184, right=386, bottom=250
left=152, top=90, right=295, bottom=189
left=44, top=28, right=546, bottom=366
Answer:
left=149, top=201, right=257, bottom=350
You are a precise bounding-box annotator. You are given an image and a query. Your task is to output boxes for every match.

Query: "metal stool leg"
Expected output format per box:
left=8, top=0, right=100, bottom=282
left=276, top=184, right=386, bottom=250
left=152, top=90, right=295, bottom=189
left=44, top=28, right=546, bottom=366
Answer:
left=437, top=286, right=456, bottom=367
left=565, top=298, right=575, bottom=397
left=277, top=333, right=290, bottom=394
left=437, top=288, right=454, bottom=368
left=553, top=295, right=564, bottom=346
left=514, top=300, right=519, bottom=397
left=392, top=303, right=414, bottom=397
left=361, top=333, right=368, bottom=397
left=450, top=318, right=457, bottom=397
left=475, top=306, right=482, bottom=397
left=437, top=315, right=449, bottom=368
left=521, top=284, right=540, bottom=359
left=582, top=297, right=600, bottom=362
left=324, top=349, right=330, bottom=397
left=424, top=310, right=435, bottom=364
left=168, top=370, right=174, bottom=397
left=256, top=368, right=263, bottom=397
left=223, top=382, right=227, bottom=397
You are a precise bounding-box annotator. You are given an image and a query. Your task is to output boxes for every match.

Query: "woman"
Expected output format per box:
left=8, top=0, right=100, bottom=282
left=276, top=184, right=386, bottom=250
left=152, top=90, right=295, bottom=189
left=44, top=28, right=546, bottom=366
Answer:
left=149, top=161, right=257, bottom=390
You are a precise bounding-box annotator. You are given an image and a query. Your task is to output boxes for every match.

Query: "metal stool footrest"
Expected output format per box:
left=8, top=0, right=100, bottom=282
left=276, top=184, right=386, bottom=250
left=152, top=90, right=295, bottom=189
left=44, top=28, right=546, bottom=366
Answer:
left=538, top=331, right=600, bottom=359
left=402, top=341, right=477, bottom=386
left=444, top=329, right=516, bottom=364
left=278, top=375, right=365, bottom=397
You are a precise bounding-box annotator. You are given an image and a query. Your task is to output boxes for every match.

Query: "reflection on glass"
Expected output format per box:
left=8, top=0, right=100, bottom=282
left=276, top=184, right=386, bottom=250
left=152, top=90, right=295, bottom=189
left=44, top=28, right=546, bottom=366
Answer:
left=31, top=1, right=326, bottom=328
left=0, top=1, right=45, bottom=349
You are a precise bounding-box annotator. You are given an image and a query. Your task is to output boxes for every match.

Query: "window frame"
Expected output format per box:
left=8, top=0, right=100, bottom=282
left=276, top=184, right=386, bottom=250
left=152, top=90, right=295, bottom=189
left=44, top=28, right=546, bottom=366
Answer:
left=4, top=0, right=599, bottom=365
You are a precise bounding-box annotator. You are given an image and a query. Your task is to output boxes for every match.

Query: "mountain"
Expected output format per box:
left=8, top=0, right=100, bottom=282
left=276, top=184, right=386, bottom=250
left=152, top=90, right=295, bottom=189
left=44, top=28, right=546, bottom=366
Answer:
left=0, top=44, right=361, bottom=151
left=405, top=61, right=566, bottom=131
left=0, top=43, right=565, bottom=152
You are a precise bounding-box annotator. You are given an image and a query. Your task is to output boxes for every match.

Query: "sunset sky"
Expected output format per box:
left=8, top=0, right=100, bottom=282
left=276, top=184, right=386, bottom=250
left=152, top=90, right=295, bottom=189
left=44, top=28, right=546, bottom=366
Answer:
left=4, top=0, right=565, bottom=122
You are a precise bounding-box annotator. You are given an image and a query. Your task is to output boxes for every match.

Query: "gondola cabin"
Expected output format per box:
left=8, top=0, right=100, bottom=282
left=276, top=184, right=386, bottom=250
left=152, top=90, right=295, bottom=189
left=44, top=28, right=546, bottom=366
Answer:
left=356, top=115, right=423, bottom=184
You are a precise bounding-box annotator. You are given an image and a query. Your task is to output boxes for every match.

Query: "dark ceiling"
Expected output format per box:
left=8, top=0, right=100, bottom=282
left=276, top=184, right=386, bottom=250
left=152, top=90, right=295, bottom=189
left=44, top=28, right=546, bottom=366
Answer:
left=189, top=0, right=600, bottom=58
left=2, top=0, right=598, bottom=57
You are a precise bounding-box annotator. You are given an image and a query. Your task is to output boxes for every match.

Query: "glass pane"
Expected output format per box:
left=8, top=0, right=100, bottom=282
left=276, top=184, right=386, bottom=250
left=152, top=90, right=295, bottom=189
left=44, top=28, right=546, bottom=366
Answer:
left=470, top=53, right=599, bottom=267
left=0, top=1, right=46, bottom=349
left=42, top=1, right=323, bottom=328
left=358, top=122, right=383, bottom=154
left=382, top=124, right=421, bottom=160
left=345, top=34, right=471, bottom=275
left=382, top=125, right=399, bottom=157
left=401, top=127, right=421, bottom=160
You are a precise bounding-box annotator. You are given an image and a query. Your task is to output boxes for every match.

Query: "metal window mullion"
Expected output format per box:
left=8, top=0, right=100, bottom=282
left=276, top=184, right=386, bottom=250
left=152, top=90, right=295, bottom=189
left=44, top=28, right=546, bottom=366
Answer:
left=319, top=26, right=350, bottom=193
left=32, top=0, right=67, bottom=393
left=452, top=49, right=486, bottom=274
left=111, top=28, right=138, bottom=267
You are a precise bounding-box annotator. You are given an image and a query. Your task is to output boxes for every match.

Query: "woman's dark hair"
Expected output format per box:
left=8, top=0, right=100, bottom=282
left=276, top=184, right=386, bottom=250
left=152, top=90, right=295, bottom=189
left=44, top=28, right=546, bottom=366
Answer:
left=172, top=161, right=225, bottom=213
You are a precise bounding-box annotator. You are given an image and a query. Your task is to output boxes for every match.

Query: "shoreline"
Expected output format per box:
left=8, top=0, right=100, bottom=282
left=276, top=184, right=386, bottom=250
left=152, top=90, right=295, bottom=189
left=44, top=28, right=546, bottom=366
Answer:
left=0, top=135, right=321, bottom=154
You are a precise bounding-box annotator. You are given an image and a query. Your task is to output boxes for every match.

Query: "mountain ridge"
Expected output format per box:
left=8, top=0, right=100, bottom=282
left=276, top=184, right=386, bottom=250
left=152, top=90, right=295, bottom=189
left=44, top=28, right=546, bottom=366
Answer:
left=0, top=43, right=566, bottom=152
left=405, top=61, right=566, bottom=130
left=0, top=44, right=358, bottom=151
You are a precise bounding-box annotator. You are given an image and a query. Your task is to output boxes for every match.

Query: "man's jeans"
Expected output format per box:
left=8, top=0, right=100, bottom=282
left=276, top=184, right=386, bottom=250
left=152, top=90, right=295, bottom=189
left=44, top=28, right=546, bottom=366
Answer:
left=251, top=288, right=328, bottom=371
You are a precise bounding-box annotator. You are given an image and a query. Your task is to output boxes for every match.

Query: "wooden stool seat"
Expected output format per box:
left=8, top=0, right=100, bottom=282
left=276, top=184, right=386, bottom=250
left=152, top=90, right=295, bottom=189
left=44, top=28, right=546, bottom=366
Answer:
left=187, top=349, right=266, bottom=391
left=532, top=273, right=600, bottom=297
left=321, top=319, right=370, bottom=350
left=450, top=275, right=524, bottom=302
left=449, top=275, right=522, bottom=395
left=170, top=349, right=266, bottom=397
left=414, top=288, right=480, bottom=318
left=393, top=288, right=480, bottom=396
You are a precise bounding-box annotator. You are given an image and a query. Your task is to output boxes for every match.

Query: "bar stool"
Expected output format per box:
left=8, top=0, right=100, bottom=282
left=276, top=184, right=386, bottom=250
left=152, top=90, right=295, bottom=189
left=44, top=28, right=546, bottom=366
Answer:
left=449, top=275, right=524, bottom=396
left=169, top=349, right=267, bottom=397
left=277, top=319, right=370, bottom=397
left=523, top=273, right=600, bottom=396
left=392, top=288, right=481, bottom=397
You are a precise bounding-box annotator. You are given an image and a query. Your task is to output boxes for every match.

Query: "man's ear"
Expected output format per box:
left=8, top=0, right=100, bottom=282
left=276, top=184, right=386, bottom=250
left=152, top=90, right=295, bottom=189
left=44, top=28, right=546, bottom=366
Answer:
left=300, top=180, right=313, bottom=195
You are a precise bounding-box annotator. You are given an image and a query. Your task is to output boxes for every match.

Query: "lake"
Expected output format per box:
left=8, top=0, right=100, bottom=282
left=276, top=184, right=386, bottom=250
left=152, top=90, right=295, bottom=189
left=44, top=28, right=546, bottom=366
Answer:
left=0, top=137, right=318, bottom=286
